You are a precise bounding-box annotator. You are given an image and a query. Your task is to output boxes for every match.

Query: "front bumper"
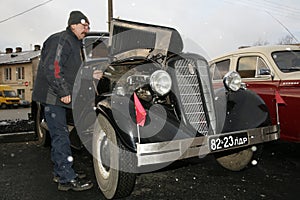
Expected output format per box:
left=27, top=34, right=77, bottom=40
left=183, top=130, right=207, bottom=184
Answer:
left=136, top=125, right=279, bottom=167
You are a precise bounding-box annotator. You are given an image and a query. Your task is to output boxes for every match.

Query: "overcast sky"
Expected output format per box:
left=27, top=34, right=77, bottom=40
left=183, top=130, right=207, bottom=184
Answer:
left=0, top=0, right=300, bottom=59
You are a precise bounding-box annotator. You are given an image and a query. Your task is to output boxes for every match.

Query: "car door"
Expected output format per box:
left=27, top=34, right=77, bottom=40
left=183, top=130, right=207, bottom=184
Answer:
left=271, top=50, right=300, bottom=141
left=235, top=55, right=279, bottom=126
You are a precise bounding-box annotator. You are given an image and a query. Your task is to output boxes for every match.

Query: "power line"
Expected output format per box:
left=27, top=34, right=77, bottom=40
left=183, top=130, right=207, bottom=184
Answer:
left=224, top=0, right=300, bottom=19
left=223, top=0, right=300, bottom=42
left=262, top=0, right=300, bottom=13
left=248, top=0, right=300, bottom=15
left=0, top=0, right=54, bottom=24
left=266, top=11, right=299, bottom=43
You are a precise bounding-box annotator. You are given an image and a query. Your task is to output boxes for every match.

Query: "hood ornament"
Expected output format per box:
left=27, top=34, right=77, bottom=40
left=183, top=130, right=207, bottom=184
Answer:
left=188, top=63, right=195, bottom=75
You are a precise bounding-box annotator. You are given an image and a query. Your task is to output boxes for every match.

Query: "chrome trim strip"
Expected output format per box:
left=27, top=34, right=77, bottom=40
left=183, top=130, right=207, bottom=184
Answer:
left=136, top=125, right=279, bottom=166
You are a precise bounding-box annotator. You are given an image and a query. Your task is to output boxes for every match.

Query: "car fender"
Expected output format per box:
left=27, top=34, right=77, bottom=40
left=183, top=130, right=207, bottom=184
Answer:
left=97, top=97, right=138, bottom=152
left=215, top=88, right=271, bottom=133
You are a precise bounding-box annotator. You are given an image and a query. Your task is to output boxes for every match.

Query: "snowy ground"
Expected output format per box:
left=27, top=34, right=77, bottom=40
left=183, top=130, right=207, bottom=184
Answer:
left=0, top=119, right=34, bottom=133
left=0, top=108, right=34, bottom=134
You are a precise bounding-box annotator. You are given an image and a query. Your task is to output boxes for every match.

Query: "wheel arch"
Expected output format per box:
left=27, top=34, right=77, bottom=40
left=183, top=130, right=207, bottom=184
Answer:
left=97, top=104, right=137, bottom=153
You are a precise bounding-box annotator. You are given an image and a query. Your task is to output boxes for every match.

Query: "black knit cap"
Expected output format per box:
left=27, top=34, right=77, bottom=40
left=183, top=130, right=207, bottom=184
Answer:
left=68, top=11, right=89, bottom=26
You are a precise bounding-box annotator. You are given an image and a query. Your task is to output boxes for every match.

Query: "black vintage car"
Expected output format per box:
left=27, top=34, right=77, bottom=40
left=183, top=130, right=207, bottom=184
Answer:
left=32, top=19, right=279, bottom=199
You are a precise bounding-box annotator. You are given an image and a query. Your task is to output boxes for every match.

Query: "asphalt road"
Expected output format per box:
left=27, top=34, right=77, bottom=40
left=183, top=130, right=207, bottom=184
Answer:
left=1, top=140, right=299, bottom=200
left=0, top=108, right=299, bottom=200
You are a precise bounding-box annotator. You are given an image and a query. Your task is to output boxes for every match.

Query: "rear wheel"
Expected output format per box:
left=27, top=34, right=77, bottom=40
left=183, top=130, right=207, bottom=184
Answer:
left=93, top=114, right=137, bottom=199
left=33, top=102, right=50, bottom=146
left=1, top=103, right=7, bottom=109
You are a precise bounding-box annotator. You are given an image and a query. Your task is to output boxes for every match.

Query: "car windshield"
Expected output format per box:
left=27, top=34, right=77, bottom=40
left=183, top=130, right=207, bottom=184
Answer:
left=4, top=90, right=17, bottom=97
left=272, top=50, right=300, bottom=73
left=83, top=35, right=109, bottom=60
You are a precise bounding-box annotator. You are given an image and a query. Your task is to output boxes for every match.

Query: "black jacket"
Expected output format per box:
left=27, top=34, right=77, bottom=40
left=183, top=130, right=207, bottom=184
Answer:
left=32, top=27, right=83, bottom=108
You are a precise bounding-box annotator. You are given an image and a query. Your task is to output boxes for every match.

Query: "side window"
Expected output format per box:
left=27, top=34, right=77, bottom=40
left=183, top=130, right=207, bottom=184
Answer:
left=256, top=57, right=270, bottom=75
left=237, top=56, right=269, bottom=78
left=211, top=59, right=230, bottom=80
left=89, top=41, right=108, bottom=59
left=83, top=36, right=109, bottom=60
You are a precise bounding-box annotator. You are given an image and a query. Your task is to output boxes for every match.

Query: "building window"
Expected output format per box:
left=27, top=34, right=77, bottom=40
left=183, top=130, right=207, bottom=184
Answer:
left=5, top=68, right=12, bottom=81
left=17, top=89, right=25, bottom=99
left=17, top=67, right=25, bottom=80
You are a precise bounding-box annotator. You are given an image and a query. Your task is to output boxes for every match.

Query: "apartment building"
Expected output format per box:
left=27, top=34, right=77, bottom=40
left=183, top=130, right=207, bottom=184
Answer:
left=0, top=46, right=41, bottom=102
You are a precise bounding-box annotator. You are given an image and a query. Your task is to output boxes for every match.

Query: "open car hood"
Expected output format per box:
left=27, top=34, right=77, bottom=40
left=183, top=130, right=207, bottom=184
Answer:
left=108, top=18, right=183, bottom=62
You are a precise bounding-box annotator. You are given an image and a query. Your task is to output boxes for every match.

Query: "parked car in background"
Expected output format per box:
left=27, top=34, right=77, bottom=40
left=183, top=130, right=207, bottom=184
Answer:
left=19, top=99, right=30, bottom=108
left=209, top=45, right=300, bottom=142
left=0, top=85, right=20, bottom=109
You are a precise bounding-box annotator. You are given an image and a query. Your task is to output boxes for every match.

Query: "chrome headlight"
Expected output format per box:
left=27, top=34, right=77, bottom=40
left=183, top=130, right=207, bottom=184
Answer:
left=115, top=86, right=125, bottom=96
left=223, top=71, right=242, bottom=92
left=150, top=70, right=172, bottom=96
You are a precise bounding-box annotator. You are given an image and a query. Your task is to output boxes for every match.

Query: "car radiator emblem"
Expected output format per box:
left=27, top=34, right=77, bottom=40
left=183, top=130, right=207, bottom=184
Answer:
left=188, top=63, right=195, bottom=75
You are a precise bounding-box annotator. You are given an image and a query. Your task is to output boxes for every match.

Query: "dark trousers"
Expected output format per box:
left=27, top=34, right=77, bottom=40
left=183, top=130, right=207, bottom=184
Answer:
left=44, top=104, right=76, bottom=183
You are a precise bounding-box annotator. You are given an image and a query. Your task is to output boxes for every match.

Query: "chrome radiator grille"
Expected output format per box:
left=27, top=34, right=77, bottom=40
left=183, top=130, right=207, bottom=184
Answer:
left=174, top=59, right=209, bottom=135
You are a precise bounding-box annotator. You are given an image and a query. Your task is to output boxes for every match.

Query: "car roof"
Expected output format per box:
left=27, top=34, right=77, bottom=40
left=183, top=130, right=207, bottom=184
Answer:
left=211, top=44, right=300, bottom=61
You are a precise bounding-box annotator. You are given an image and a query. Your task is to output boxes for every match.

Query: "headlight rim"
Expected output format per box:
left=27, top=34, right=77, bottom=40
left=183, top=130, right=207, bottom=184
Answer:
left=223, top=70, right=242, bottom=92
left=150, top=70, right=172, bottom=96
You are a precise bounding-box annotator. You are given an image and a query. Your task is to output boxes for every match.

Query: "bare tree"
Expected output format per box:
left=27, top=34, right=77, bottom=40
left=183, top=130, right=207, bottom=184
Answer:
left=253, top=39, right=269, bottom=46
left=277, top=35, right=296, bottom=45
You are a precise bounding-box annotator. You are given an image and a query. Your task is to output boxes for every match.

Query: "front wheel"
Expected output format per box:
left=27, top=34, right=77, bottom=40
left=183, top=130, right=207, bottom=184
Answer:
left=93, top=114, right=137, bottom=199
left=215, top=147, right=254, bottom=171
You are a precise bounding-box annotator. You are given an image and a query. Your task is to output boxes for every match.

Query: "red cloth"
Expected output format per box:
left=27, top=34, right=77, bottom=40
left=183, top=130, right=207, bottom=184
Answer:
left=275, top=90, right=286, bottom=105
left=134, top=92, right=147, bottom=126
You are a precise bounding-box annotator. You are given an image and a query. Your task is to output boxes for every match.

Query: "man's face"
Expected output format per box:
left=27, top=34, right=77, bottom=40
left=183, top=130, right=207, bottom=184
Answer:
left=71, top=20, right=90, bottom=40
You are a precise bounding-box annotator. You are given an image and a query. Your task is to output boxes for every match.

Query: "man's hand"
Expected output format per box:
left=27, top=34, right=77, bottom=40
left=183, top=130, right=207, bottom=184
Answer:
left=93, top=70, right=103, bottom=80
left=60, top=95, right=71, bottom=104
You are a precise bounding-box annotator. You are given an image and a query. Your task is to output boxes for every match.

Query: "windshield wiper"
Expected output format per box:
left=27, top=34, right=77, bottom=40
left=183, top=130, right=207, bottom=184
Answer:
left=281, top=67, right=300, bottom=72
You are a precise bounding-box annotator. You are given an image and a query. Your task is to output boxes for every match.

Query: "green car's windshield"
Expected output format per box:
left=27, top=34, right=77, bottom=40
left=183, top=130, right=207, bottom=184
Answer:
left=272, top=50, right=300, bottom=73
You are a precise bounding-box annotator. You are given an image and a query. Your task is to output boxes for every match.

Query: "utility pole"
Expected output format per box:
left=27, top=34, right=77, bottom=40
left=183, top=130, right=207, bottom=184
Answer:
left=108, top=0, right=113, bottom=32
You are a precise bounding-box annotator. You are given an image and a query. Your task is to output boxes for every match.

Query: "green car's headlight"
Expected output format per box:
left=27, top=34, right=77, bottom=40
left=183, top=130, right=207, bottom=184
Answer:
left=223, top=71, right=242, bottom=92
left=150, top=70, right=172, bottom=96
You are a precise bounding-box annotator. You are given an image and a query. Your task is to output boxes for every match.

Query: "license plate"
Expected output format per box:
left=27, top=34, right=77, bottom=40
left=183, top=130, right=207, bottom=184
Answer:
left=209, top=132, right=249, bottom=152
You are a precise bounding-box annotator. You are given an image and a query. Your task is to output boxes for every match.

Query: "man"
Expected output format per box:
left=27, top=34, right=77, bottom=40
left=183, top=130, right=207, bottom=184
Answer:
left=32, top=10, right=93, bottom=191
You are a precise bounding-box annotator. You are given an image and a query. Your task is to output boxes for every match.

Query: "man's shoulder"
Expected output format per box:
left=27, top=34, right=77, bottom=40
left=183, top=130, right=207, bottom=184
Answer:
left=48, top=30, right=67, bottom=40
left=43, top=30, right=65, bottom=45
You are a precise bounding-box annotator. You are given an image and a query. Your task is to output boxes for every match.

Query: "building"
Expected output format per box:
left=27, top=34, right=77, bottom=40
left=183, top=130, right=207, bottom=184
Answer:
left=0, top=46, right=41, bottom=102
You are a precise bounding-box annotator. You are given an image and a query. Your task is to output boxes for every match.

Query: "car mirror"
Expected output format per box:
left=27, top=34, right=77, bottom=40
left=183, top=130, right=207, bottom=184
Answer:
left=256, top=68, right=274, bottom=80
left=258, top=68, right=271, bottom=75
